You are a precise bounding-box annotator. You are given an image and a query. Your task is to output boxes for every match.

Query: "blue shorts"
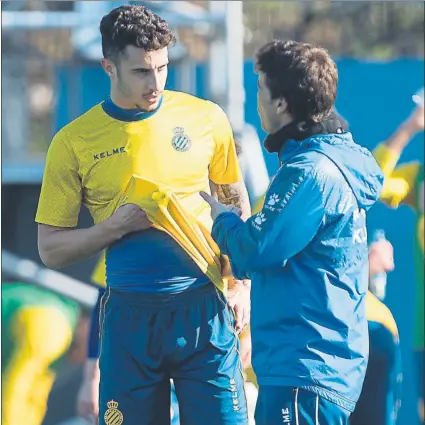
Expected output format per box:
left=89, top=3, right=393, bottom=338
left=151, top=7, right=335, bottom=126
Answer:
left=99, top=284, right=248, bottom=425
left=255, top=386, right=350, bottom=425
left=350, top=321, right=402, bottom=425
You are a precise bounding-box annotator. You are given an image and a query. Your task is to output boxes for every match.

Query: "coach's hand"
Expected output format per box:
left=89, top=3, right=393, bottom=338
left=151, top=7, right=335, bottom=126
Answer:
left=200, top=191, right=242, bottom=220
left=109, top=203, right=152, bottom=236
left=228, top=279, right=251, bottom=335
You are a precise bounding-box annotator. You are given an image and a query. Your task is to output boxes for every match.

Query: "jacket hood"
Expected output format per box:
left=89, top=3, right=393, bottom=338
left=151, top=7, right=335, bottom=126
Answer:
left=305, top=132, right=384, bottom=211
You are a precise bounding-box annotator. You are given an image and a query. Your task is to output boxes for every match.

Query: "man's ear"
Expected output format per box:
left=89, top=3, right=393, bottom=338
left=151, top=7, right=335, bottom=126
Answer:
left=276, top=98, right=288, bottom=115
left=101, top=58, right=115, bottom=77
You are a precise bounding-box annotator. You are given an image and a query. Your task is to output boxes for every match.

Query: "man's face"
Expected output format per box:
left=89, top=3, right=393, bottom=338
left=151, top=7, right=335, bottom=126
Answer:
left=257, top=71, right=280, bottom=134
left=105, top=46, right=169, bottom=111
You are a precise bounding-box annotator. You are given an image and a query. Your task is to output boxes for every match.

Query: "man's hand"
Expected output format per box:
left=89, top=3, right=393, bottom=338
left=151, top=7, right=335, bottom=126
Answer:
left=200, top=191, right=242, bottom=220
left=239, top=328, right=253, bottom=370
left=76, top=359, right=99, bottom=420
left=228, top=279, right=251, bottom=334
left=368, top=239, right=395, bottom=276
left=77, top=377, right=99, bottom=420
left=108, top=203, right=152, bottom=236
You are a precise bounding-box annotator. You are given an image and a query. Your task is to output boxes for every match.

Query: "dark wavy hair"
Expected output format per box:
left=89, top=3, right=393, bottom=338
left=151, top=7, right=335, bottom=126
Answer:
left=256, top=40, right=338, bottom=123
left=100, top=4, right=176, bottom=63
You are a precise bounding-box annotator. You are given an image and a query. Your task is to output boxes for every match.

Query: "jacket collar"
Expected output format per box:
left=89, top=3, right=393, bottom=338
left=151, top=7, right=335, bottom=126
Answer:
left=263, top=111, right=348, bottom=156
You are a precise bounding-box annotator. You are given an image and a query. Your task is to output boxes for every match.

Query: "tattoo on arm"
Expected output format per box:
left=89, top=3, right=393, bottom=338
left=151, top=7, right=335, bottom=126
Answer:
left=216, top=181, right=251, bottom=220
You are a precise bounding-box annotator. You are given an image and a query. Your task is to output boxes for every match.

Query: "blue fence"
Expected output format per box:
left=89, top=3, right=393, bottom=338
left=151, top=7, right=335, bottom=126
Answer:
left=55, top=58, right=424, bottom=425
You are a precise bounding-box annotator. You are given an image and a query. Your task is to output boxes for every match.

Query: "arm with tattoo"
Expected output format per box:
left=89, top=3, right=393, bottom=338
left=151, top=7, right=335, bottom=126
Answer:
left=209, top=180, right=252, bottom=293
left=212, top=181, right=252, bottom=221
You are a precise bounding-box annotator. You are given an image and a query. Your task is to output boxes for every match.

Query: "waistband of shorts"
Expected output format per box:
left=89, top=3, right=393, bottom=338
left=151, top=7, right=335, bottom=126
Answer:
left=106, top=282, right=219, bottom=308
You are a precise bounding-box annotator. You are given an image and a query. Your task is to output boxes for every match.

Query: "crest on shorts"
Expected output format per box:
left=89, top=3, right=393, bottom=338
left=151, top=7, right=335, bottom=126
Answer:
left=104, top=400, right=124, bottom=425
left=171, top=127, right=191, bottom=152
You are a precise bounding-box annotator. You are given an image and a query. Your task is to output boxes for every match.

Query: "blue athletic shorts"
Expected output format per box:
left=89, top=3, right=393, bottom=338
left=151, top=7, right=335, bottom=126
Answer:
left=98, top=284, right=248, bottom=425
left=255, top=386, right=350, bottom=425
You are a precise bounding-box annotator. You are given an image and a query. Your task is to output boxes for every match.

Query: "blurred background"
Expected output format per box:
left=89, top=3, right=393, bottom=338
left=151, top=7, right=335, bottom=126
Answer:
left=1, top=1, right=424, bottom=425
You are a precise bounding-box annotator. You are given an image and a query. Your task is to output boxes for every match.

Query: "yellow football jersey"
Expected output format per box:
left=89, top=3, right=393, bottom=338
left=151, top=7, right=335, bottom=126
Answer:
left=36, top=90, right=242, bottom=229
left=36, top=90, right=242, bottom=292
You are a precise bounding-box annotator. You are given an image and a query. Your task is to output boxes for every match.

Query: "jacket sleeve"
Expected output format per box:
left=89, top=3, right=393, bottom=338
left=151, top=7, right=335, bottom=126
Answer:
left=212, top=165, right=325, bottom=274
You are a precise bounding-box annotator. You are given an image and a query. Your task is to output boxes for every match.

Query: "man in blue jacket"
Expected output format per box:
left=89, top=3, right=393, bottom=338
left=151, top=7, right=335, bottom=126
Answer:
left=201, top=40, right=384, bottom=425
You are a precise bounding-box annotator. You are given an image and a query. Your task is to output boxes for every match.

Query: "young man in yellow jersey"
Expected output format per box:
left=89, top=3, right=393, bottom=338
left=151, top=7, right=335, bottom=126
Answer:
left=372, top=102, right=424, bottom=422
left=35, top=5, right=251, bottom=425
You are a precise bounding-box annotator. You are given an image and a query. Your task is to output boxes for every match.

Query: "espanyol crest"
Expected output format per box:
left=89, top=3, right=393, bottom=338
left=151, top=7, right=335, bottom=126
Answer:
left=171, top=127, right=191, bottom=152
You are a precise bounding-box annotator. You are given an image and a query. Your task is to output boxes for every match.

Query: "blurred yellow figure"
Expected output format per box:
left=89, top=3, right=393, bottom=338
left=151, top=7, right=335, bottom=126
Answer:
left=373, top=104, right=424, bottom=421
left=373, top=105, right=424, bottom=352
left=1, top=282, right=83, bottom=425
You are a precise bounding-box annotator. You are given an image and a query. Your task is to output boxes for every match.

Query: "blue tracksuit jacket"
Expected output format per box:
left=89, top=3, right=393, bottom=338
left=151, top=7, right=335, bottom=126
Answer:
left=212, top=131, right=384, bottom=412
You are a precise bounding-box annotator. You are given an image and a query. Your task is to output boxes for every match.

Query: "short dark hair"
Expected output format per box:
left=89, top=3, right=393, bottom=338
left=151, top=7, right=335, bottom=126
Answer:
left=100, top=4, right=175, bottom=62
left=256, top=40, right=338, bottom=122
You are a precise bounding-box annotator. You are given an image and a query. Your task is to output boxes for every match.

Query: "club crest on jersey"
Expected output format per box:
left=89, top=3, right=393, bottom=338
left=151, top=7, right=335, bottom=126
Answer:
left=171, top=127, right=191, bottom=152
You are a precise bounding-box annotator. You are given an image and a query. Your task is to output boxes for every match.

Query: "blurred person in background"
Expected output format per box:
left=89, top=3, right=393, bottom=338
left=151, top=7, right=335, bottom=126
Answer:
left=75, top=257, right=105, bottom=423
left=350, top=236, right=402, bottom=425
left=372, top=100, right=424, bottom=422
left=1, top=282, right=89, bottom=425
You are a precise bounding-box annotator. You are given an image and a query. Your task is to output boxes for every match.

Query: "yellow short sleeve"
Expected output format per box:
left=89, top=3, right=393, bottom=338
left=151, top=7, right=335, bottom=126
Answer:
left=208, top=104, right=243, bottom=185
left=35, top=128, right=82, bottom=227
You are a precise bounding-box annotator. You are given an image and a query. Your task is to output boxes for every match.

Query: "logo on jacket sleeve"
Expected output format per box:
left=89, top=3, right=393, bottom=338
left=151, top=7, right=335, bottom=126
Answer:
left=254, top=213, right=267, bottom=225
left=267, top=193, right=280, bottom=206
left=171, top=127, right=191, bottom=152
left=252, top=212, right=267, bottom=231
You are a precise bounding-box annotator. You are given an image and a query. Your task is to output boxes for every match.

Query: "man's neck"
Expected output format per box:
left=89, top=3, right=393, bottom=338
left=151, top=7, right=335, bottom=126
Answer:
left=270, top=115, right=294, bottom=135
left=110, top=91, right=138, bottom=110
